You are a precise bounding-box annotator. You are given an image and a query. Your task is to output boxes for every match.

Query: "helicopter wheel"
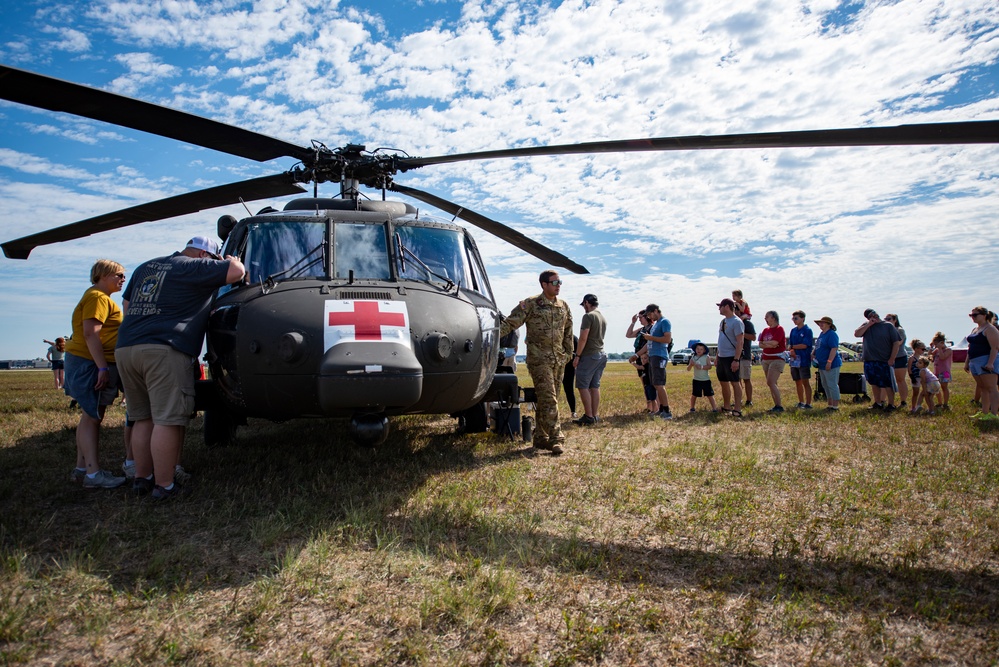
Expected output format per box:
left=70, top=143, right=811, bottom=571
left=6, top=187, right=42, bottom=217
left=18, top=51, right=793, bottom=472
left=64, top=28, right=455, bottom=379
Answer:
left=455, top=402, right=489, bottom=434
left=203, top=408, right=238, bottom=448
left=349, top=414, right=389, bottom=447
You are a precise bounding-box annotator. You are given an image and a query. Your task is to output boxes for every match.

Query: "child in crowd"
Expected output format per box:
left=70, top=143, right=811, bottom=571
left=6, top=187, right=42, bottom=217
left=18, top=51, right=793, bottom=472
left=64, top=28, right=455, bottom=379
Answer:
left=929, top=332, right=952, bottom=410
left=687, top=342, right=718, bottom=412
left=732, top=290, right=751, bottom=320
left=908, top=339, right=927, bottom=414
left=915, top=356, right=941, bottom=415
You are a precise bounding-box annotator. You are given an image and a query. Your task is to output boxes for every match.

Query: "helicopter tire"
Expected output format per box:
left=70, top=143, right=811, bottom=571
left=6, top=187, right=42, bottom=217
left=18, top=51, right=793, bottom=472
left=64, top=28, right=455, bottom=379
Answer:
left=203, top=408, right=238, bottom=448
left=456, top=402, right=490, bottom=434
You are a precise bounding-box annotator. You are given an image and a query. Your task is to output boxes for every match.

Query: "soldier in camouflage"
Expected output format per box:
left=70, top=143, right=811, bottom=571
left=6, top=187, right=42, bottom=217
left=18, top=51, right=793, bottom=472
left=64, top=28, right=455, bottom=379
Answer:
left=500, top=269, right=574, bottom=455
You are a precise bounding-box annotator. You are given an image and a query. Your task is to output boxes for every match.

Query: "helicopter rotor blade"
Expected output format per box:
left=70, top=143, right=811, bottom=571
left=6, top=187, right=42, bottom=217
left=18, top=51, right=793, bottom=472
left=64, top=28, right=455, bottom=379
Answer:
left=0, top=64, right=313, bottom=163
left=389, top=183, right=589, bottom=275
left=2, top=173, right=306, bottom=259
left=397, top=120, right=999, bottom=168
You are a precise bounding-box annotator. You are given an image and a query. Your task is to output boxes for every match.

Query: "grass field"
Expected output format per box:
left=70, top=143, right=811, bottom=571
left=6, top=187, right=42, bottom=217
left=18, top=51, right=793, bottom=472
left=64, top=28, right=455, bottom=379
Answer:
left=1, top=363, right=997, bottom=665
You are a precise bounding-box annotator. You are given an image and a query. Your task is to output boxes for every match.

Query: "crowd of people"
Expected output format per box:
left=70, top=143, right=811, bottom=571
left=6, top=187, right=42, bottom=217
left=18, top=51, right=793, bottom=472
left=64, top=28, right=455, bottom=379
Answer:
left=500, top=275, right=999, bottom=456
left=58, top=258, right=998, bottom=471
left=60, top=236, right=245, bottom=497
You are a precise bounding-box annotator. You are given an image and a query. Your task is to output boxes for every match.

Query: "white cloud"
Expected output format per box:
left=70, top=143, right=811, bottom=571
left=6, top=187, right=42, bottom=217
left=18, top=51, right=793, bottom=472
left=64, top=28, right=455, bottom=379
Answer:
left=42, top=27, right=92, bottom=53
left=20, top=122, right=132, bottom=145
left=110, top=52, right=181, bottom=95
left=0, top=149, right=93, bottom=180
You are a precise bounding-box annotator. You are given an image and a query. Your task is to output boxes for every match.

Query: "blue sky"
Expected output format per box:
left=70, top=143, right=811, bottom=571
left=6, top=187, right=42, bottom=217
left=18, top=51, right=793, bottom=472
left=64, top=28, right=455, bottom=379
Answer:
left=0, top=0, right=997, bottom=360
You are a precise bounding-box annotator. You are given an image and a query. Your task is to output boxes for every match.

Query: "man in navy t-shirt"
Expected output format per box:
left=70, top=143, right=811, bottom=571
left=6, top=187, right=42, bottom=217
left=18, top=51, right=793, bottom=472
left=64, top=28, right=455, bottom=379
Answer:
left=116, top=236, right=246, bottom=499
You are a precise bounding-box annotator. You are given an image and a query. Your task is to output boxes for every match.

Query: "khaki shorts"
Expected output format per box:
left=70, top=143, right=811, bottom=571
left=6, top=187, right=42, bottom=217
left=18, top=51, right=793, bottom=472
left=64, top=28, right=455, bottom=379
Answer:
left=116, top=344, right=197, bottom=426
left=762, top=358, right=786, bottom=377
left=739, top=359, right=752, bottom=380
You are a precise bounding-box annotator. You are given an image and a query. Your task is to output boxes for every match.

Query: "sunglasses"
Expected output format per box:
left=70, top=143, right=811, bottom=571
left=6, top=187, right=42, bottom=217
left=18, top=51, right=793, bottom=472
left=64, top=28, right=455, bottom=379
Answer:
left=547, top=279, right=563, bottom=286
left=970, top=312, right=984, bottom=317
left=115, top=272, right=126, bottom=279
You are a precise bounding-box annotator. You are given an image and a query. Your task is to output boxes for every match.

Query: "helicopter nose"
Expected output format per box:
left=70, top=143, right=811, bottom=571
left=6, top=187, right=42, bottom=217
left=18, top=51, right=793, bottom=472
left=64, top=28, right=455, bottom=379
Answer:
left=318, top=341, right=423, bottom=412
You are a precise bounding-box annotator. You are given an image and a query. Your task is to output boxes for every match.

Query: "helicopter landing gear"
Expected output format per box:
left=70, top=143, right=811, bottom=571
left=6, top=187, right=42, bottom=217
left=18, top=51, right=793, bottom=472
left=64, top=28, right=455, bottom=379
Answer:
left=455, top=402, right=489, bottom=434
left=203, top=408, right=239, bottom=448
left=349, top=414, right=389, bottom=447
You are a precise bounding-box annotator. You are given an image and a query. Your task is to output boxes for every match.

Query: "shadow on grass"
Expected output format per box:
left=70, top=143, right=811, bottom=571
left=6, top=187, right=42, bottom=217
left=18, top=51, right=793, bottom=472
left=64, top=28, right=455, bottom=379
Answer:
left=0, top=413, right=532, bottom=591
left=1, top=413, right=997, bottom=628
left=384, top=505, right=999, bottom=627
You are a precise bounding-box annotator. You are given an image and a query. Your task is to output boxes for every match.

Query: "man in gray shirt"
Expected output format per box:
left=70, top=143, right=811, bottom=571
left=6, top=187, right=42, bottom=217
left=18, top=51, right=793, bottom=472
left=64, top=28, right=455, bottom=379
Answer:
left=716, top=298, right=746, bottom=415
left=572, top=294, right=608, bottom=425
left=854, top=308, right=902, bottom=411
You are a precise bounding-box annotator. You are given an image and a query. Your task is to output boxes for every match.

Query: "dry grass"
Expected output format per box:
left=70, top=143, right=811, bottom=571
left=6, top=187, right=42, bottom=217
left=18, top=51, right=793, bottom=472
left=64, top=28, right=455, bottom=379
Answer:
left=1, top=363, right=998, bottom=665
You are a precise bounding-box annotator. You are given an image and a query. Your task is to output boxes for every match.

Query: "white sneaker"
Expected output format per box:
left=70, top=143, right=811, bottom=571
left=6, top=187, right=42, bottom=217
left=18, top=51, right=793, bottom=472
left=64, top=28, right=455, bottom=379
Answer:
left=82, top=470, right=127, bottom=490
left=122, top=461, right=136, bottom=479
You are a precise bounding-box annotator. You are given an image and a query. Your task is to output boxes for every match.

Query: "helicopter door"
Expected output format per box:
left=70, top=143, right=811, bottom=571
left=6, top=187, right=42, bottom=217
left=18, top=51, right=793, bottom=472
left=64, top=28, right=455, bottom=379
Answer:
left=463, top=234, right=493, bottom=301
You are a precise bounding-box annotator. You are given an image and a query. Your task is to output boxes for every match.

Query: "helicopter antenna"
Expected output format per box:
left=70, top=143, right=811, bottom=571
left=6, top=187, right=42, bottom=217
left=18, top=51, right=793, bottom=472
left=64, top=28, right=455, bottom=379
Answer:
left=237, top=197, right=253, bottom=216
left=451, top=207, right=463, bottom=223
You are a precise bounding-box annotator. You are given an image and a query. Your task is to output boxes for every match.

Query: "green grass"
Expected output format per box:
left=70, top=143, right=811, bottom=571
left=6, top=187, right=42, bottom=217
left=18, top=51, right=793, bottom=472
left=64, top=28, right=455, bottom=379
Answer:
left=1, top=364, right=998, bottom=665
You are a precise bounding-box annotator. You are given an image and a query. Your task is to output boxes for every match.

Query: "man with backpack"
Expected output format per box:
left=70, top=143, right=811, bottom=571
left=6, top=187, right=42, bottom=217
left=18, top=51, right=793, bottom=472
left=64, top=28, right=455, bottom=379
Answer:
left=716, top=298, right=746, bottom=416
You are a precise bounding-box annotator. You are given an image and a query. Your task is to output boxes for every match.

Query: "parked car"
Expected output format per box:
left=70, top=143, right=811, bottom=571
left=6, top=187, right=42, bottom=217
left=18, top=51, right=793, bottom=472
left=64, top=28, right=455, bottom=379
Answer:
left=671, top=348, right=693, bottom=366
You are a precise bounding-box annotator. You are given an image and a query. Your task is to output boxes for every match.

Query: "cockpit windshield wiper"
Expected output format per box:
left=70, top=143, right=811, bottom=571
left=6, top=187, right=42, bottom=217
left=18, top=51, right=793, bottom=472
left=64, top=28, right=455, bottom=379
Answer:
left=262, top=241, right=326, bottom=290
left=395, top=235, right=455, bottom=290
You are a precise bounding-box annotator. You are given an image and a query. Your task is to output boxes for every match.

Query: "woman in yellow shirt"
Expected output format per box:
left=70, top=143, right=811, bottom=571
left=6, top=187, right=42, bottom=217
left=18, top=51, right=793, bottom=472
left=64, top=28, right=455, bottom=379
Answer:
left=64, top=259, right=128, bottom=489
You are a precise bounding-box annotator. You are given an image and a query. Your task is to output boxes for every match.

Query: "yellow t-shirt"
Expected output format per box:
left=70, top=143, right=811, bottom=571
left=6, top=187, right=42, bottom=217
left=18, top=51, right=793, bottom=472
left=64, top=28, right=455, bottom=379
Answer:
left=65, top=286, right=122, bottom=362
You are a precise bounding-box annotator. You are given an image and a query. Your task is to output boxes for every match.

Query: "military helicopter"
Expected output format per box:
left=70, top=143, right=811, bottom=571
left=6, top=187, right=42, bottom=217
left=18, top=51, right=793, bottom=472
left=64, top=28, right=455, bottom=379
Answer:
left=2, top=64, right=997, bottom=445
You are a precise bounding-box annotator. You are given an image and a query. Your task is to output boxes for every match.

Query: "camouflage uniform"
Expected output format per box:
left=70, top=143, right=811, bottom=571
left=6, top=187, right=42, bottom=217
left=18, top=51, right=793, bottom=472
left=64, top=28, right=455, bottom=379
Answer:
left=500, top=294, right=574, bottom=447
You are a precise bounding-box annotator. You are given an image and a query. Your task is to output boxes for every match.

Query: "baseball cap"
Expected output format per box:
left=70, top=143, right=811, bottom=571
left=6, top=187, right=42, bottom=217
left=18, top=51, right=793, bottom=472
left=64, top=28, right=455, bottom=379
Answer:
left=863, top=308, right=877, bottom=319
left=717, top=298, right=736, bottom=308
left=186, top=236, right=221, bottom=259
left=580, top=294, right=598, bottom=306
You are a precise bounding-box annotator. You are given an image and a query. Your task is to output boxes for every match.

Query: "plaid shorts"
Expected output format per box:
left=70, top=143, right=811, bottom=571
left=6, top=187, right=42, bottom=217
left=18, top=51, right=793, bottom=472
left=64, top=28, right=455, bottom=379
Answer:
left=864, top=361, right=896, bottom=389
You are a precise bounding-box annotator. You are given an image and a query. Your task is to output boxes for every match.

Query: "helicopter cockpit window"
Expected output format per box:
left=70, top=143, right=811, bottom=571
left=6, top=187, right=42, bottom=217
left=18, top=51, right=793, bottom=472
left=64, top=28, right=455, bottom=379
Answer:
left=334, top=223, right=391, bottom=280
left=464, top=236, right=493, bottom=300
left=394, top=226, right=470, bottom=289
left=244, top=221, right=327, bottom=283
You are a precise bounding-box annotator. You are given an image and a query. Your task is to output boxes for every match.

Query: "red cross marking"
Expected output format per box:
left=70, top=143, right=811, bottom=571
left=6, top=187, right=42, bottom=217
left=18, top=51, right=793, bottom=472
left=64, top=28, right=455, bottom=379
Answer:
left=327, top=301, right=406, bottom=341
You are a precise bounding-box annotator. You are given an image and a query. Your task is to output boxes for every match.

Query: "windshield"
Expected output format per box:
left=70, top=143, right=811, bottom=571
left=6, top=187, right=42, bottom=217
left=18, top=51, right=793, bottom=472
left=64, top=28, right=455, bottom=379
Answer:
left=244, top=221, right=326, bottom=283
left=335, top=222, right=391, bottom=279
left=395, top=225, right=469, bottom=289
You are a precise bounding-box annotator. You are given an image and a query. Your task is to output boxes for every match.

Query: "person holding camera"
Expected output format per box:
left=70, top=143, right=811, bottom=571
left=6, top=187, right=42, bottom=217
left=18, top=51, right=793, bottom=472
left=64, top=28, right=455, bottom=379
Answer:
left=641, top=303, right=674, bottom=420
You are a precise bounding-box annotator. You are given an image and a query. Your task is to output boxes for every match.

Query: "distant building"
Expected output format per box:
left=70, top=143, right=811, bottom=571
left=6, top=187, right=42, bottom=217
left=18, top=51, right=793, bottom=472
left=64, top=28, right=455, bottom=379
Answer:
left=0, top=359, right=50, bottom=369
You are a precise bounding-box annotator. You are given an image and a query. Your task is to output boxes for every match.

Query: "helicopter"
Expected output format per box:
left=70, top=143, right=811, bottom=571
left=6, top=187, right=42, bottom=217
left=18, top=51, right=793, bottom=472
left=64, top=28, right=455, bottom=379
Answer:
left=2, top=63, right=997, bottom=445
